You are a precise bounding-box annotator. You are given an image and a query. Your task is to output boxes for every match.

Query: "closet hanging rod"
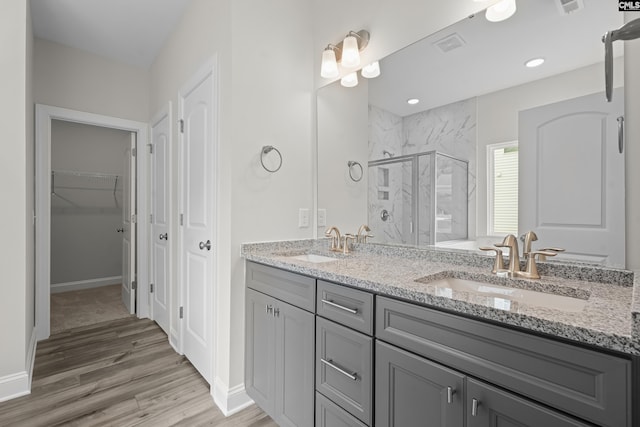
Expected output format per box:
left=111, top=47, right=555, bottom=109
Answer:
left=52, top=170, right=120, bottom=180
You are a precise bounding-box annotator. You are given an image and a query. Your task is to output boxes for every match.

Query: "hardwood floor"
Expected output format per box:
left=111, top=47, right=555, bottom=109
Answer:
left=0, top=317, right=277, bottom=427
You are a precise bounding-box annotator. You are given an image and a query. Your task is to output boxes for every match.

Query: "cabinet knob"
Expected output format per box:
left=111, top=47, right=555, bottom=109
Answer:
left=471, top=398, right=480, bottom=417
left=273, top=308, right=280, bottom=317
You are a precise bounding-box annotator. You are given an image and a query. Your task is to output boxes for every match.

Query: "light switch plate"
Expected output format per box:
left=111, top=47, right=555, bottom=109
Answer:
left=298, top=208, right=310, bottom=228
left=317, top=209, right=327, bottom=227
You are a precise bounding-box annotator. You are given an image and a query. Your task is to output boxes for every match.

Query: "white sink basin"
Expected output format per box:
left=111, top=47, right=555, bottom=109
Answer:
left=289, top=254, right=338, bottom=263
left=427, top=277, right=587, bottom=312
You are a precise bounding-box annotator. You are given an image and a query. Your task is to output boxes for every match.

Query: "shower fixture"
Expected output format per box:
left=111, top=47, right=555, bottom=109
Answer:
left=383, top=150, right=394, bottom=158
left=603, top=17, right=640, bottom=102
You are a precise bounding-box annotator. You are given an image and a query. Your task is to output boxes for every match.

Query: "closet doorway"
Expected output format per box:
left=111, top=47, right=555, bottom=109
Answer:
left=35, top=105, right=149, bottom=341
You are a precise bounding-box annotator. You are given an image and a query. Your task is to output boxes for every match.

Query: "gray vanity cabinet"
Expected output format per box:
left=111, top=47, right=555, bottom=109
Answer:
left=376, top=340, right=464, bottom=427
left=245, top=263, right=315, bottom=427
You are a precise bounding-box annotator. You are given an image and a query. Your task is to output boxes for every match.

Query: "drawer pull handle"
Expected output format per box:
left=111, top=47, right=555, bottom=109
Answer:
left=320, top=358, right=358, bottom=381
left=447, top=386, right=455, bottom=404
left=471, top=398, right=480, bottom=417
left=321, top=299, right=358, bottom=314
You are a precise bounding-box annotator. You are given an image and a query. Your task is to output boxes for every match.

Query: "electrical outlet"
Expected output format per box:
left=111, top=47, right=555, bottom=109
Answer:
left=298, top=208, right=310, bottom=228
left=317, top=209, right=327, bottom=227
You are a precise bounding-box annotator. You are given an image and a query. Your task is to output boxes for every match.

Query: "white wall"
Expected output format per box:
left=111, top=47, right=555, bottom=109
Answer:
left=50, top=121, right=129, bottom=286
left=475, top=59, right=625, bottom=237
left=0, top=0, right=35, bottom=400
left=317, top=79, right=369, bottom=234
left=34, top=38, right=149, bottom=122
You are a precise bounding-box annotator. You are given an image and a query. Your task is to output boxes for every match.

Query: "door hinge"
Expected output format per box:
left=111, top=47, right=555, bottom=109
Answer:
left=132, top=280, right=137, bottom=290
left=180, top=213, right=184, bottom=226
left=132, top=147, right=137, bottom=157
left=179, top=306, right=184, bottom=319
left=179, top=119, right=184, bottom=134
left=150, top=283, right=154, bottom=293
left=131, top=214, right=137, bottom=224
left=150, top=213, right=153, bottom=223
left=148, top=143, right=153, bottom=154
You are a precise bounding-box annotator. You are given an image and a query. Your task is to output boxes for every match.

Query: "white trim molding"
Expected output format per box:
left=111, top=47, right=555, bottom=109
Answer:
left=211, top=377, right=253, bottom=417
left=35, top=104, right=150, bottom=341
left=50, top=276, right=123, bottom=294
left=0, top=328, right=37, bottom=402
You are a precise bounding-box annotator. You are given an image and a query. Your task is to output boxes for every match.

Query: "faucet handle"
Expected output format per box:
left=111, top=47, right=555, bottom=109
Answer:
left=480, top=247, right=505, bottom=274
left=520, top=250, right=558, bottom=279
left=343, top=234, right=356, bottom=254
left=538, top=247, right=565, bottom=261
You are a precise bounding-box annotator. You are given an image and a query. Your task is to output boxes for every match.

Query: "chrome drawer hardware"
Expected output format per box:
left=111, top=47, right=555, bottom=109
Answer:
left=159, top=233, right=168, bottom=240
left=321, top=299, right=358, bottom=314
left=320, top=358, right=358, bottom=381
left=471, top=398, right=480, bottom=416
left=447, top=386, right=456, bottom=404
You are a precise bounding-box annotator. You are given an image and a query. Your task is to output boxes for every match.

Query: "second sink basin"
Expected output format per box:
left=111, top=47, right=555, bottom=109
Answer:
left=423, top=276, right=587, bottom=312
left=289, top=253, right=338, bottom=263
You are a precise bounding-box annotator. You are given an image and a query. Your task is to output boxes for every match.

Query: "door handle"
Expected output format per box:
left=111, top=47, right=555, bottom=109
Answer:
left=116, top=228, right=124, bottom=233
left=199, top=240, right=212, bottom=251
left=159, top=233, right=168, bottom=240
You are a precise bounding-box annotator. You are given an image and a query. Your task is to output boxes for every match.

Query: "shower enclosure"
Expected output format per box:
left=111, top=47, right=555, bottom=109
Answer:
left=368, top=151, right=468, bottom=246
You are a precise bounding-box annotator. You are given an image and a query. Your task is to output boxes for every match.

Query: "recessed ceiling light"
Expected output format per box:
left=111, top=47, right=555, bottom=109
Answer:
left=525, top=57, right=545, bottom=68
left=407, top=98, right=420, bottom=105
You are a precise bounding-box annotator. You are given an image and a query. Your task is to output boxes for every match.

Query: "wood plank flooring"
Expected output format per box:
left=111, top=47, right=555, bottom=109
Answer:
left=0, top=317, right=277, bottom=427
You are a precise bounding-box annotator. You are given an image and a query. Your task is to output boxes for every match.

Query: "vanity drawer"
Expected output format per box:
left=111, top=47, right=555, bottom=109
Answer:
left=376, top=296, right=632, bottom=427
left=246, top=261, right=315, bottom=312
left=317, top=280, right=373, bottom=335
left=316, top=392, right=368, bottom=427
left=316, top=317, right=373, bottom=425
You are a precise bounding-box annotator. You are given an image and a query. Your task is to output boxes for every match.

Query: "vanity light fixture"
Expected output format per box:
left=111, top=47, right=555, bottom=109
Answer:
left=320, top=29, right=371, bottom=79
left=525, top=57, right=545, bottom=68
left=341, top=72, right=359, bottom=88
left=485, top=0, right=517, bottom=22
left=407, top=98, right=420, bottom=105
left=361, top=61, right=381, bottom=78
left=320, top=45, right=339, bottom=78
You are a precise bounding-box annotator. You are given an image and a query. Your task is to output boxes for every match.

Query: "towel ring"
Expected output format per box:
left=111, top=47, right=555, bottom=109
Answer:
left=347, top=161, right=363, bottom=182
left=261, top=145, right=282, bottom=173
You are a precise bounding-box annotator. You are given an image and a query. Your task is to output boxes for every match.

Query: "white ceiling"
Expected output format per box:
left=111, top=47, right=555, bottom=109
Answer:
left=30, top=0, right=192, bottom=68
left=368, top=0, right=624, bottom=117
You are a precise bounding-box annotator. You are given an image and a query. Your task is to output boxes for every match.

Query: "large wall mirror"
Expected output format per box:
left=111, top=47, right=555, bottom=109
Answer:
left=317, top=0, right=626, bottom=267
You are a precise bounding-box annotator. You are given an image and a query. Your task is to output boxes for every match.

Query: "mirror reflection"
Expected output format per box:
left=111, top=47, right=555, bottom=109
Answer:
left=317, top=0, right=625, bottom=267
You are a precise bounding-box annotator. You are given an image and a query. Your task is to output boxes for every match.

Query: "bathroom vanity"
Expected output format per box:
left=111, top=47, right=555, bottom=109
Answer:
left=242, top=240, right=639, bottom=427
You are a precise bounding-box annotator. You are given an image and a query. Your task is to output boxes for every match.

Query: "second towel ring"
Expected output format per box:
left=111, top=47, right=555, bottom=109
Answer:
left=347, top=161, right=363, bottom=182
left=261, top=145, right=282, bottom=173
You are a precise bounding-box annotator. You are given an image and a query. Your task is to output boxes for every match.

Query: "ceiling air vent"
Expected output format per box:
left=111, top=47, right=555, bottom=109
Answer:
left=556, top=0, right=584, bottom=15
left=434, top=33, right=466, bottom=54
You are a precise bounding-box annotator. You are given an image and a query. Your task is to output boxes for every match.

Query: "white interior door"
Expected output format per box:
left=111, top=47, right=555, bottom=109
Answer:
left=180, top=63, right=216, bottom=382
left=519, top=89, right=624, bottom=267
left=122, top=133, right=137, bottom=313
left=151, top=110, right=171, bottom=334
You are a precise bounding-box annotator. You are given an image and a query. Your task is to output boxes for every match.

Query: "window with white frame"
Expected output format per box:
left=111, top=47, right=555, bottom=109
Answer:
left=488, top=142, right=518, bottom=236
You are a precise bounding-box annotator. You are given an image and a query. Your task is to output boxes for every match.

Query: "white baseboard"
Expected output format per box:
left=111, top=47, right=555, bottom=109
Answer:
left=169, top=329, right=181, bottom=354
left=0, top=327, right=38, bottom=402
left=211, top=378, right=254, bottom=417
left=0, top=371, right=30, bottom=403
left=50, top=276, right=122, bottom=294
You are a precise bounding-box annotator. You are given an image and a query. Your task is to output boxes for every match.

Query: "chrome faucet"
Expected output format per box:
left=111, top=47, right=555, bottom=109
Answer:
left=356, top=224, right=374, bottom=243
left=325, top=226, right=342, bottom=252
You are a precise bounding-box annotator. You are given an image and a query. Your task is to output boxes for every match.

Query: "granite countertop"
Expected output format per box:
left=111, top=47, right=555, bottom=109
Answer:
left=241, top=239, right=640, bottom=356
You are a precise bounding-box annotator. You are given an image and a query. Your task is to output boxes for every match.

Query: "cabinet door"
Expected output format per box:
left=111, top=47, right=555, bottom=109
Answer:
left=245, top=288, right=276, bottom=415
left=376, top=340, right=464, bottom=427
left=275, top=299, right=315, bottom=427
left=466, top=378, right=590, bottom=427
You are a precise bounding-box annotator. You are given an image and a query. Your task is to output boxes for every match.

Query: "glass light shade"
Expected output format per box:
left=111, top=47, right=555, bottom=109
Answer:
left=341, top=34, right=361, bottom=68
left=341, top=72, right=358, bottom=88
left=361, top=61, right=381, bottom=78
left=320, top=47, right=339, bottom=78
left=485, top=0, right=517, bottom=22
